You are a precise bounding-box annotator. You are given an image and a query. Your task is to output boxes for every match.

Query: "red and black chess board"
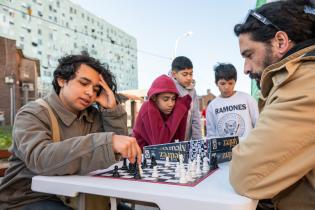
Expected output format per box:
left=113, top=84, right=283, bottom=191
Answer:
left=94, top=161, right=218, bottom=187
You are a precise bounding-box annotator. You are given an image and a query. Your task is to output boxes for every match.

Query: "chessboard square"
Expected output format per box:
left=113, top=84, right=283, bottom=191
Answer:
left=144, top=177, right=157, bottom=181
left=165, top=179, right=178, bottom=183
left=101, top=174, right=112, bottom=177
left=119, top=172, right=129, bottom=176
left=160, top=176, right=172, bottom=179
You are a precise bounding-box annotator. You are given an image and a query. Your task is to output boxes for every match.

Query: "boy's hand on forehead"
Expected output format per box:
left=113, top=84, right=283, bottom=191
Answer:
left=95, top=74, right=117, bottom=109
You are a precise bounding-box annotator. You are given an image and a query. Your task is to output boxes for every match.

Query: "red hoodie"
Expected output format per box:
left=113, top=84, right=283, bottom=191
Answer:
left=133, top=75, right=191, bottom=150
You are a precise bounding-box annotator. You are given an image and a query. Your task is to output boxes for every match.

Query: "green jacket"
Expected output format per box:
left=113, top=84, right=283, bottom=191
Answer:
left=0, top=91, right=127, bottom=210
left=230, top=44, right=315, bottom=210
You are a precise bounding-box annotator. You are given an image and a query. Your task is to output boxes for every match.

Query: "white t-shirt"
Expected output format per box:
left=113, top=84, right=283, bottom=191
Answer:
left=206, top=91, right=259, bottom=139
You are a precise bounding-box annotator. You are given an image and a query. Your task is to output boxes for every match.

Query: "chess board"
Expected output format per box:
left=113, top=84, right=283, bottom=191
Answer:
left=94, top=161, right=218, bottom=187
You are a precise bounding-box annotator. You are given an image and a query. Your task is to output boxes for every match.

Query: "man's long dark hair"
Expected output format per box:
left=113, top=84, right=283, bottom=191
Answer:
left=52, top=52, right=117, bottom=95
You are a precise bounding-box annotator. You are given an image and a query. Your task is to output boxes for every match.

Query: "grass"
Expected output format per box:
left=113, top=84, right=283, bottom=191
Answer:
left=0, top=126, right=12, bottom=150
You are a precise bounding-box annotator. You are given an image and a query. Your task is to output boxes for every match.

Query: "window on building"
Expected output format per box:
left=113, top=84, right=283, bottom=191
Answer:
left=38, top=39, right=42, bottom=45
left=49, top=5, right=52, bottom=11
left=37, top=10, right=43, bottom=17
left=38, top=29, right=42, bottom=35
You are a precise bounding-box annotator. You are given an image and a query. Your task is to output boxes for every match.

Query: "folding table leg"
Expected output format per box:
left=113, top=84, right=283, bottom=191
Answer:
left=78, top=193, right=86, bottom=210
left=110, top=197, right=117, bottom=210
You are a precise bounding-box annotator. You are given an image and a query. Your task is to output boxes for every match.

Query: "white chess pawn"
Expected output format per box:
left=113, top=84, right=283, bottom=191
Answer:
left=175, top=162, right=180, bottom=173
left=196, top=163, right=202, bottom=177
left=202, top=156, right=210, bottom=173
left=179, top=173, right=187, bottom=184
left=165, top=157, right=171, bottom=167
left=175, top=168, right=180, bottom=178
left=152, top=166, right=159, bottom=178
left=179, top=154, right=184, bottom=165
left=185, top=170, right=193, bottom=182
left=191, top=169, right=197, bottom=179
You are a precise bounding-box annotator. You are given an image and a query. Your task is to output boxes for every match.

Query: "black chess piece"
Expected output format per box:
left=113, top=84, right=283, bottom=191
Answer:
left=133, top=164, right=142, bottom=179
left=210, top=154, right=218, bottom=170
left=150, top=156, right=157, bottom=168
left=121, top=158, right=128, bottom=170
left=142, top=158, right=148, bottom=168
left=129, top=162, right=136, bottom=175
left=112, top=165, right=120, bottom=177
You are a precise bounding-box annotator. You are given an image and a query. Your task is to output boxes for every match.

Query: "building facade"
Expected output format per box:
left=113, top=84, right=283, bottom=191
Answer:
left=0, top=0, right=138, bottom=95
left=0, top=37, right=40, bottom=125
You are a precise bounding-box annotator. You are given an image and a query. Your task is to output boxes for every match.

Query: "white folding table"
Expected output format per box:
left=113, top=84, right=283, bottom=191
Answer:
left=32, top=162, right=258, bottom=210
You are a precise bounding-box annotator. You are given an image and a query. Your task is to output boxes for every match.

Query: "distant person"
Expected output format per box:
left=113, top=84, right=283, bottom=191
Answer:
left=229, top=0, right=315, bottom=209
left=206, top=63, right=258, bottom=139
left=133, top=75, right=191, bottom=149
left=0, top=52, right=141, bottom=210
left=170, top=56, right=202, bottom=140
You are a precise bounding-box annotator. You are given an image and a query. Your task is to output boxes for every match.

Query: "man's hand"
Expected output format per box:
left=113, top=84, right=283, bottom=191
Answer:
left=96, top=74, right=117, bottom=109
left=112, top=135, right=142, bottom=164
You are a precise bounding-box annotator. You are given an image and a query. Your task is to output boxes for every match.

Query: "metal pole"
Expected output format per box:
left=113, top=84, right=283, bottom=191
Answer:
left=10, top=85, right=14, bottom=126
left=173, top=31, right=193, bottom=59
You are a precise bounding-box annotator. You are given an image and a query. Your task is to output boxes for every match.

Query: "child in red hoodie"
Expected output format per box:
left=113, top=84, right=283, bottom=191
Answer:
left=133, top=75, right=191, bottom=150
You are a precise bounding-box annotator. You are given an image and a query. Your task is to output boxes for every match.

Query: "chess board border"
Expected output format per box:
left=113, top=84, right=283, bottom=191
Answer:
left=94, top=165, right=219, bottom=187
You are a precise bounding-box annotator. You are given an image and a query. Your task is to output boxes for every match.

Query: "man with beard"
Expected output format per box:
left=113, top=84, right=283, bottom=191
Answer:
left=229, top=0, right=315, bottom=210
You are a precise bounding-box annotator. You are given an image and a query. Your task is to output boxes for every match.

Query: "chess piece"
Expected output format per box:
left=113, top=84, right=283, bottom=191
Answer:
left=210, top=154, right=218, bottom=170
left=139, top=164, right=144, bottom=176
left=112, top=165, right=120, bottom=177
left=129, top=162, right=136, bottom=175
left=179, top=172, right=187, bottom=184
left=165, top=157, right=171, bottom=167
left=134, top=164, right=142, bottom=179
left=150, top=156, right=157, bottom=168
left=152, top=166, right=159, bottom=178
left=202, top=156, right=210, bottom=173
left=196, top=162, right=202, bottom=177
left=121, top=158, right=128, bottom=170
left=142, top=158, right=148, bottom=168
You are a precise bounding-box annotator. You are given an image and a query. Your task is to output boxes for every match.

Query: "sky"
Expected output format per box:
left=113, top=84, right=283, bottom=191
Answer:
left=71, top=0, right=257, bottom=96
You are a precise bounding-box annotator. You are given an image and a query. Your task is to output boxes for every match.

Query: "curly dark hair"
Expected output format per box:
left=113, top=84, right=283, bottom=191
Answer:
left=52, top=51, right=117, bottom=95
left=234, top=0, right=315, bottom=44
left=214, top=63, right=237, bottom=84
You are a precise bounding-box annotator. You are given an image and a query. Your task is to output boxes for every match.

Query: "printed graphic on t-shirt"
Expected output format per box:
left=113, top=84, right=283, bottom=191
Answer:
left=217, top=113, right=245, bottom=137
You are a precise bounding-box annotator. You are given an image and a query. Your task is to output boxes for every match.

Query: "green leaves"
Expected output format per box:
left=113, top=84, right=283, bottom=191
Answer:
left=0, top=126, right=12, bottom=150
